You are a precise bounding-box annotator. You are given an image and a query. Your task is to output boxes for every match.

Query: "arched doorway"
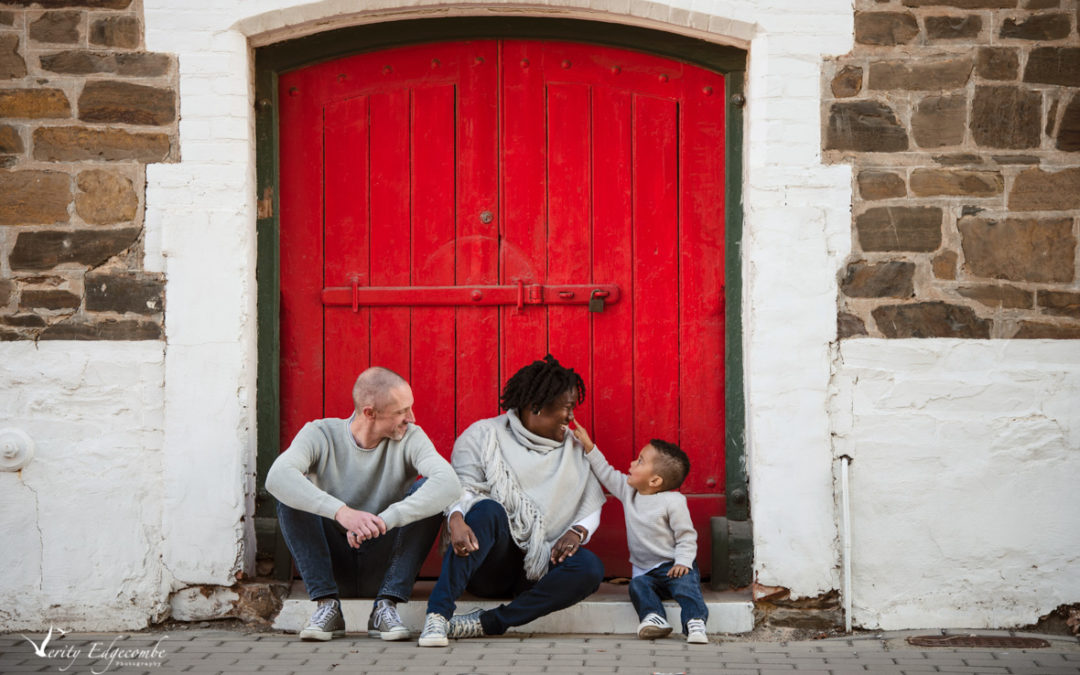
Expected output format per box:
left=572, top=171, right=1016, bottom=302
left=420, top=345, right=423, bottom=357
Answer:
left=258, top=18, right=746, bottom=581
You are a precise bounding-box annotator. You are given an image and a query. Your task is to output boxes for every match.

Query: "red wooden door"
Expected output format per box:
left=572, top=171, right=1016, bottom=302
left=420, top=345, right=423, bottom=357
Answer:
left=279, top=40, right=726, bottom=577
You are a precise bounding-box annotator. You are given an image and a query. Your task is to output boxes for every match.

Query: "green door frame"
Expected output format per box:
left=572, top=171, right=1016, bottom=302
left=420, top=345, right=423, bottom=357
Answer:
left=253, top=16, right=749, bottom=584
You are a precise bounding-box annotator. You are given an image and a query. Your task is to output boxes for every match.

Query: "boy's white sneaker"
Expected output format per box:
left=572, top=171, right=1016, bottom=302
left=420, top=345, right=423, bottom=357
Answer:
left=686, top=618, right=708, bottom=644
left=637, top=613, right=673, bottom=639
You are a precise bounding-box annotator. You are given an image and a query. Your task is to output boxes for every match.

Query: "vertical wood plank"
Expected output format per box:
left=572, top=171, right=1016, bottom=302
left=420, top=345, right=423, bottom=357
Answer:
left=322, top=95, right=371, bottom=420
left=500, top=41, right=550, bottom=393
left=679, top=69, right=727, bottom=494
left=411, top=83, right=457, bottom=459
left=278, top=68, right=326, bottom=445
left=455, top=42, right=501, bottom=432
left=632, top=94, right=680, bottom=453
left=546, top=81, right=593, bottom=424
left=369, top=88, right=412, bottom=382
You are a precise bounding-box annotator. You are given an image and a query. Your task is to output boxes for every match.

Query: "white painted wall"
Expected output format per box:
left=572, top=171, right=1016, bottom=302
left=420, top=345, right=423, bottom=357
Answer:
left=0, top=343, right=168, bottom=630
left=832, top=340, right=1080, bottom=630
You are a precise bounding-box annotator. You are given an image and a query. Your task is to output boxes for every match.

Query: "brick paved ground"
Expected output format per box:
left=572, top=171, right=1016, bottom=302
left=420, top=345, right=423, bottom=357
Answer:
left=1, top=629, right=1078, bottom=675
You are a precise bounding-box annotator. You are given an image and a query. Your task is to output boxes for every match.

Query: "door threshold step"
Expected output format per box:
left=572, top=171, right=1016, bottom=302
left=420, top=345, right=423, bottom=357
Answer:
left=273, top=579, right=755, bottom=635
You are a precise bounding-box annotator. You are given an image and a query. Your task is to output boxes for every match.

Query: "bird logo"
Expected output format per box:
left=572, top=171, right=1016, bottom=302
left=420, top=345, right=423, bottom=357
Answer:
left=20, top=625, right=69, bottom=657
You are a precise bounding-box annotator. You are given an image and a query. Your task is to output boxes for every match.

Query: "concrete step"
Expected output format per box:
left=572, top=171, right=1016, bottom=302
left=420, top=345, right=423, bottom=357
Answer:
left=273, top=580, right=755, bottom=636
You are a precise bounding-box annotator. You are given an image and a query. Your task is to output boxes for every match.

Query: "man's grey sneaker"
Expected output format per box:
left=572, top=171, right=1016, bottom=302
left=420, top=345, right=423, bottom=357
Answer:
left=686, top=618, right=708, bottom=644
left=418, top=612, right=449, bottom=647
left=299, top=598, right=346, bottom=641
left=448, top=608, right=486, bottom=639
left=636, top=612, right=673, bottom=639
left=368, top=598, right=410, bottom=641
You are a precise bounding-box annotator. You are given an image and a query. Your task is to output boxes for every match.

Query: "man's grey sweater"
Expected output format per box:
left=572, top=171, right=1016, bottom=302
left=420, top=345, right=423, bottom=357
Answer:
left=586, top=447, right=697, bottom=573
left=266, top=418, right=461, bottom=531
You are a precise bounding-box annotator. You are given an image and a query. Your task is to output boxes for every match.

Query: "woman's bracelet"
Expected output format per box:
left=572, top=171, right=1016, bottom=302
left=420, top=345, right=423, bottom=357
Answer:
left=569, top=525, right=587, bottom=542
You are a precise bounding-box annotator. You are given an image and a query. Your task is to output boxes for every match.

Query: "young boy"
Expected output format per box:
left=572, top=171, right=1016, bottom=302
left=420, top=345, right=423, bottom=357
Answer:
left=572, top=424, right=708, bottom=644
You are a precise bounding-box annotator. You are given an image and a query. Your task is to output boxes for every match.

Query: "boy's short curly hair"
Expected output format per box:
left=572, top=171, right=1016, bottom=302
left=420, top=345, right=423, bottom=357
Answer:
left=649, top=439, right=690, bottom=490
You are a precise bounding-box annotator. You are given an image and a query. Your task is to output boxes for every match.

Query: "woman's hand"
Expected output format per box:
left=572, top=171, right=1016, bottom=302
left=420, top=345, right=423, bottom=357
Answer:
left=448, top=512, right=479, bottom=557
left=550, top=529, right=584, bottom=565
left=570, top=422, right=595, bottom=453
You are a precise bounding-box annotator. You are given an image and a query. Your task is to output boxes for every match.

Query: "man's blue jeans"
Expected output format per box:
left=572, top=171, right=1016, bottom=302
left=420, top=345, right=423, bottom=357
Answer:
left=276, top=479, right=441, bottom=602
left=426, top=499, right=604, bottom=635
left=628, top=561, right=708, bottom=634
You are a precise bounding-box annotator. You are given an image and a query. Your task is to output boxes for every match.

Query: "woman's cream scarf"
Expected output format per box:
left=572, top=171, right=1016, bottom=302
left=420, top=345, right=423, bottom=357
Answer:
left=452, top=410, right=605, bottom=580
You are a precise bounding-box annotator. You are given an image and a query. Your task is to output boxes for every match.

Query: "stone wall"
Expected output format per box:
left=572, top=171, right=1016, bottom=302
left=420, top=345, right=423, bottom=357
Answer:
left=826, top=0, right=1080, bottom=339
left=0, top=0, right=176, bottom=341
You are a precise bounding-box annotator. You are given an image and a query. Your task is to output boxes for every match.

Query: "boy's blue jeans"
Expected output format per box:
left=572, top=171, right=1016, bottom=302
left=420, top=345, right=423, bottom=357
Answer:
left=628, top=561, right=709, bottom=633
left=276, top=478, right=441, bottom=602
left=426, top=499, right=604, bottom=635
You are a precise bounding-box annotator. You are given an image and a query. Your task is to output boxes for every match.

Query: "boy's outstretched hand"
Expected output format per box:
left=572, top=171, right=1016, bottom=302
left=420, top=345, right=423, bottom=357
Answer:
left=668, top=564, right=690, bottom=578
left=570, top=421, right=595, bottom=453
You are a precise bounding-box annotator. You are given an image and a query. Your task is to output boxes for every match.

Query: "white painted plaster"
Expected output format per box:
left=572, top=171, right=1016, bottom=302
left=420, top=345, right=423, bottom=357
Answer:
left=0, top=342, right=168, bottom=630
left=832, top=340, right=1080, bottom=629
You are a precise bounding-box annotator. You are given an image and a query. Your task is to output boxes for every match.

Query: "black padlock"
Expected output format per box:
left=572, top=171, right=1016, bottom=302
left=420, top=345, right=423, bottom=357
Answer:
left=588, top=290, right=605, bottom=313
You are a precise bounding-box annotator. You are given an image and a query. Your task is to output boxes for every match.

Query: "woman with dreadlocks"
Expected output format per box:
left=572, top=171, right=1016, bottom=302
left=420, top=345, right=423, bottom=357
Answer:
left=418, top=354, right=606, bottom=647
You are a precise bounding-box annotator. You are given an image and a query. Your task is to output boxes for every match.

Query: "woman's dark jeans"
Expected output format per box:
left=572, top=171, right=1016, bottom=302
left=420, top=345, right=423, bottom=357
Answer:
left=425, top=499, right=604, bottom=635
left=276, top=478, right=442, bottom=602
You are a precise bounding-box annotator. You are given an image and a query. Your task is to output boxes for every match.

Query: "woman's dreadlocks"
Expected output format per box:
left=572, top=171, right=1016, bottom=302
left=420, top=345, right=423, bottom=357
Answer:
left=499, top=354, right=586, bottom=414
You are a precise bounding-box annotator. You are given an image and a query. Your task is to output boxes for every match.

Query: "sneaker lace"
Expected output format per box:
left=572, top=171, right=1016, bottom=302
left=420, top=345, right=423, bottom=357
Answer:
left=375, top=601, right=403, bottom=629
left=450, top=610, right=484, bottom=638
left=422, top=613, right=447, bottom=635
left=310, top=601, right=338, bottom=627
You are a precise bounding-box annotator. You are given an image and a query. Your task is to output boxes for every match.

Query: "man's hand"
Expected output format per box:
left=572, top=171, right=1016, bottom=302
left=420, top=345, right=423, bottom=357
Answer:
left=570, top=422, right=595, bottom=453
left=335, top=506, right=386, bottom=548
left=448, top=512, right=479, bottom=557
left=668, top=564, right=690, bottom=578
left=550, top=529, right=584, bottom=565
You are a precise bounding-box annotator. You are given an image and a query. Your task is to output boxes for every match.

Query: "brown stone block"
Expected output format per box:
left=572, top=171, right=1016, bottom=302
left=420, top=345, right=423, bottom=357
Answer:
left=76, top=169, right=137, bottom=224
left=39, top=318, right=161, bottom=340
left=1, top=34, right=27, bottom=80
left=999, top=13, right=1071, bottom=40
left=8, top=227, right=139, bottom=271
left=912, top=94, right=967, bottom=147
left=1024, top=0, right=1060, bottom=8
left=0, top=124, right=23, bottom=153
left=857, top=170, right=906, bottom=199
left=910, top=169, right=1002, bottom=196
left=39, top=50, right=115, bottom=74
left=1024, top=47, right=1080, bottom=86
left=872, top=301, right=991, bottom=338
left=78, top=81, right=175, bottom=125
left=0, top=12, right=13, bottom=26
left=855, top=12, right=920, bottom=45
left=2, top=0, right=132, bottom=8
left=33, top=126, right=170, bottom=162
left=29, top=11, right=82, bottom=44
left=856, top=206, right=942, bottom=251
left=842, top=260, right=915, bottom=298
left=1013, top=321, right=1080, bottom=338
left=976, top=47, right=1019, bottom=80
left=826, top=101, right=908, bottom=152
left=869, top=57, right=973, bottom=90
left=959, top=216, right=1075, bottom=282
left=0, top=314, right=47, bottom=328
left=1037, top=290, right=1080, bottom=318
left=89, top=16, right=139, bottom=49
left=957, top=284, right=1033, bottom=308
left=116, top=53, right=172, bottom=77
left=971, top=85, right=1041, bottom=149
left=932, top=250, right=958, bottom=279
left=0, top=279, right=12, bottom=306
left=1057, top=95, right=1080, bottom=152
left=1009, top=167, right=1080, bottom=210
left=0, top=89, right=71, bottom=119
left=933, top=153, right=984, bottom=165
left=902, top=0, right=1015, bottom=6
left=838, top=312, right=869, bottom=338
left=85, top=272, right=162, bottom=314
left=831, top=65, right=863, bottom=98
left=925, top=14, right=983, bottom=39
left=0, top=170, right=71, bottom=225
left=19, top=288, right=80, bottom=310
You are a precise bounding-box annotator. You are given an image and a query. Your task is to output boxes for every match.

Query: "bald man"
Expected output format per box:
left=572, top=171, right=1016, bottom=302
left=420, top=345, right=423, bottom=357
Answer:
left=267, top=367, right=461, bottom=641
